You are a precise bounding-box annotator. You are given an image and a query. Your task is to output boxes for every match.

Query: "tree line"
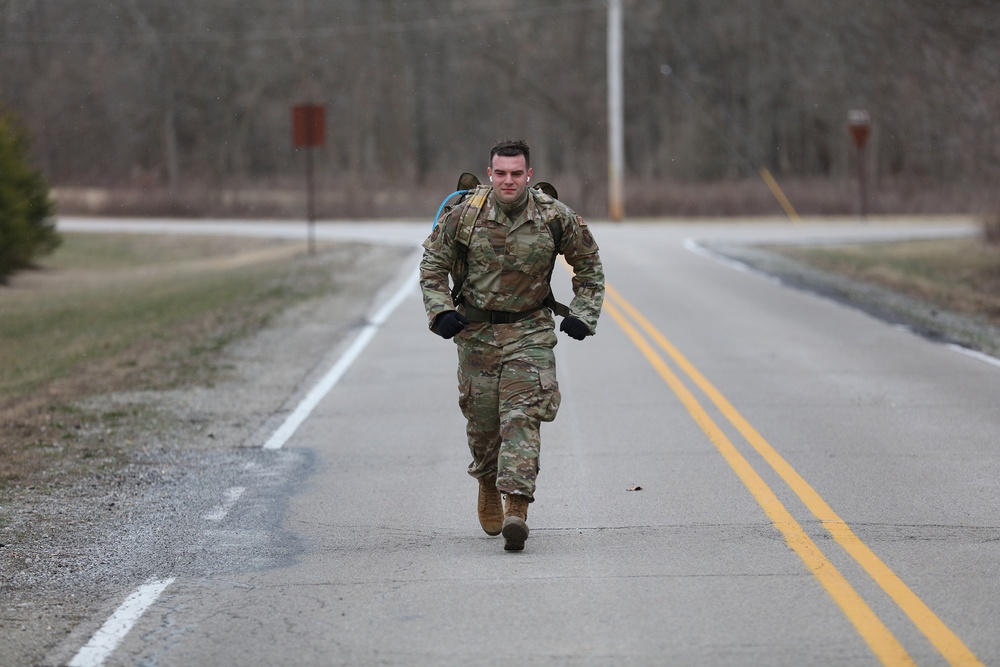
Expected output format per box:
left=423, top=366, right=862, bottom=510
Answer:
left=1, top=0, right=997, bottom=218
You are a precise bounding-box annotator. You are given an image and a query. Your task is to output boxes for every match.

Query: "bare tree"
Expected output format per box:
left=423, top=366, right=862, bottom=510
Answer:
left=1, top=0, right=996, bottom=215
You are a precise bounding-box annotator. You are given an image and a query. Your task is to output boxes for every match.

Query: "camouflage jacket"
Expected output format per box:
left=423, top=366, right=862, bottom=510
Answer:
left=420, top=186, right=605, bottom=344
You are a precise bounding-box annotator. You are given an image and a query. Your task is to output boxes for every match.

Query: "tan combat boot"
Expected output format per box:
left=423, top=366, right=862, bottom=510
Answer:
left=478, top=474, right=503, bottom=536
left=502, top=494, right=530, bottom=551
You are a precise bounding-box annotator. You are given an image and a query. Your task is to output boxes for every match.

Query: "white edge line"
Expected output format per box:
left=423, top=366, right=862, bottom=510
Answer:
left=945, top=343, right=1000, bottom=369
left=202, top=507, right=228, bottom=522
left=682, top=237, right=752, bottom=273
left=262, top=258, right=420, bottom=450
left=202, top=486, right=247, bottom=522
left=684, top=237, right=1000, bottom=370
left=683, top=237, right=783, bottom=286
left=68, top=578, right=175, bottom=667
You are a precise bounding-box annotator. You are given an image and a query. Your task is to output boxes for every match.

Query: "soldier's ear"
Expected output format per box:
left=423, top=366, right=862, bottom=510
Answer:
left=457, top=172, right=480, bottom=190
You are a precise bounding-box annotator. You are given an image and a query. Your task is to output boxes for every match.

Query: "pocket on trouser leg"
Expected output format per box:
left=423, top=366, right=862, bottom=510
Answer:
left=459, top=364, right=503, bottom=477
left=537, top=367, right=561, bottom=422
left=460, top=373, right=502, bottom=427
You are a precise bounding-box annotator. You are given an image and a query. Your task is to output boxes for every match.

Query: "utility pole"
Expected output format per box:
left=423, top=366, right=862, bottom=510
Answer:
left=607, top=0, right=624, bottom=222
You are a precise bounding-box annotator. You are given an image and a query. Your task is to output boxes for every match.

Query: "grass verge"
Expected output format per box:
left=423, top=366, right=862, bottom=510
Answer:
left=767, top=237, right=1000, bottom=331
left=0, top=233, right=334, bottom=486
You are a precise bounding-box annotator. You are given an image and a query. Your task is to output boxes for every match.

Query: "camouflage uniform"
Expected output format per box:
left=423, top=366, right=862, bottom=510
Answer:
left=420, top=187, right=604, bottom=501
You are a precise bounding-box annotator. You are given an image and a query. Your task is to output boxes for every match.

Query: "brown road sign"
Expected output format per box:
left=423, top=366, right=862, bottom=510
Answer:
left=292, top=104, right=326, bottom=148
left=848, top=109, right=871, bottom=148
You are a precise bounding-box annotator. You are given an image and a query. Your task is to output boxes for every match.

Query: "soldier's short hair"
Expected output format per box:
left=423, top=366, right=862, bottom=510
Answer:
left=490, top=139, right=530, bottom=168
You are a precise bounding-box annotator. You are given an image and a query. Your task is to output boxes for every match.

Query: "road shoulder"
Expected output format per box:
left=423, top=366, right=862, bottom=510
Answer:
left=0, top=241, right=413, bottom=667
left=703, top=241, right=1000, bottom=361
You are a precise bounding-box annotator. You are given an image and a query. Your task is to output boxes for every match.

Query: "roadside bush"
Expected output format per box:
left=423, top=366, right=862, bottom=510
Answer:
left=0, top=106, right=59, bottom=283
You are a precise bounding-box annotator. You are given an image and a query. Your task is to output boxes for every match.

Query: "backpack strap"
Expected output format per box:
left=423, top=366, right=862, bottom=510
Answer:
left=450, top=185, right=492, bottom=304
left=456, top=185, right=491, bottom=246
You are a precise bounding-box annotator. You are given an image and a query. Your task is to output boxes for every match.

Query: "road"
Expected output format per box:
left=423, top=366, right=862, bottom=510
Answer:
left=54, top=217, right=999, bottom=666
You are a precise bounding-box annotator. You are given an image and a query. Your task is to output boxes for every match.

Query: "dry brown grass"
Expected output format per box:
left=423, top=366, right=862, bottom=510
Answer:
left=772, top=237, right=1000, bottom=328
left=52, top=179, right=425, bottom=220
left=53, top=176, right=999, bottom=220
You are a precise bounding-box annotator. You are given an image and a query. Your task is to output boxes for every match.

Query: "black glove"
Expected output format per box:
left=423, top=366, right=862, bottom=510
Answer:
left=560, top=316, right=590, bottom=341
left=434, top=310, right=470, bottom=339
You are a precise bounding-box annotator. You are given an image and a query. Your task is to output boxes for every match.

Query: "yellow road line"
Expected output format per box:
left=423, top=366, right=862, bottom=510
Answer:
left=603, top=297, right=913, bottom=665
left=605, top=284, right=983, bottom=667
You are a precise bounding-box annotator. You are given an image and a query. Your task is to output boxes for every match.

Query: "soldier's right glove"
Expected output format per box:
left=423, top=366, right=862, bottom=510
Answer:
left=434, top=310, right=470, bottom=339
left=560, top=316, right=591, bottom=341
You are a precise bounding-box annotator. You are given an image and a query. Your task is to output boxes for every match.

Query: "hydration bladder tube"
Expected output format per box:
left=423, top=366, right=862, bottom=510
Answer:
left=432, top=190, right=469, bottom=229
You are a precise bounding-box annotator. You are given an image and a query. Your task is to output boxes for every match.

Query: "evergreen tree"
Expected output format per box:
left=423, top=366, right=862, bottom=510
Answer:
left=0, top=106, right=59, bottom=283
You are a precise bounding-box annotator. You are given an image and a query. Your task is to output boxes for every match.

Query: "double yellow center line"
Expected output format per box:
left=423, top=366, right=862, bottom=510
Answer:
left=603, top=283, right=982, bottom=667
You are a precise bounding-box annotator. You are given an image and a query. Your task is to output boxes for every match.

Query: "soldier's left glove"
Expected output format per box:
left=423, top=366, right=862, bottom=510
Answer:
left=560, top=316, right=591, bottom=341
left=434, top=310, right=470, bottom=339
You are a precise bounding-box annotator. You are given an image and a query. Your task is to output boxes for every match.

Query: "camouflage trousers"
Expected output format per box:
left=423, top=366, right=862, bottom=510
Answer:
left=456, top=329, right=561, bottom=501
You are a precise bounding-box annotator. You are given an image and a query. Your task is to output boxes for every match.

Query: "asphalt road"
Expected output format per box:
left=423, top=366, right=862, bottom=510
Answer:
left=53, top=217, right=999, bottom=666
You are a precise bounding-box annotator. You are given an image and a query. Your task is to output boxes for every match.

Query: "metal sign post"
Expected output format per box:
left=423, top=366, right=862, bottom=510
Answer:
left=292, top=104, right=326, bottom=254
left=848, top=109, right=871, bottom=221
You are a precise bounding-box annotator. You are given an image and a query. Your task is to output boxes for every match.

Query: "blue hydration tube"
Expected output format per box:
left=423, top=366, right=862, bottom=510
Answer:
left=433, top=190, right=469, bottom=229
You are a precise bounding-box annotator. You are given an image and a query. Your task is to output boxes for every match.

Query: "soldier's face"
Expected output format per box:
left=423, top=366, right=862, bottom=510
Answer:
left=488, top=155, right=532, bottom=205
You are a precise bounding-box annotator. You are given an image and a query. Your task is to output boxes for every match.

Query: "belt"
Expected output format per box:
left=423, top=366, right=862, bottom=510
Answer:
left=463, top=303, right=544, bottom=324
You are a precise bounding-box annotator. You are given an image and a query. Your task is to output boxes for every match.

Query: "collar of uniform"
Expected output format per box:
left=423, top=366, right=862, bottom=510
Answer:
left=486, top=190, right=538, bottom=230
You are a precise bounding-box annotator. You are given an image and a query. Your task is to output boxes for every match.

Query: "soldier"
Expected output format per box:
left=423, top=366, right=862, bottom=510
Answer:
left=419, top=139, right=605, bottom=551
